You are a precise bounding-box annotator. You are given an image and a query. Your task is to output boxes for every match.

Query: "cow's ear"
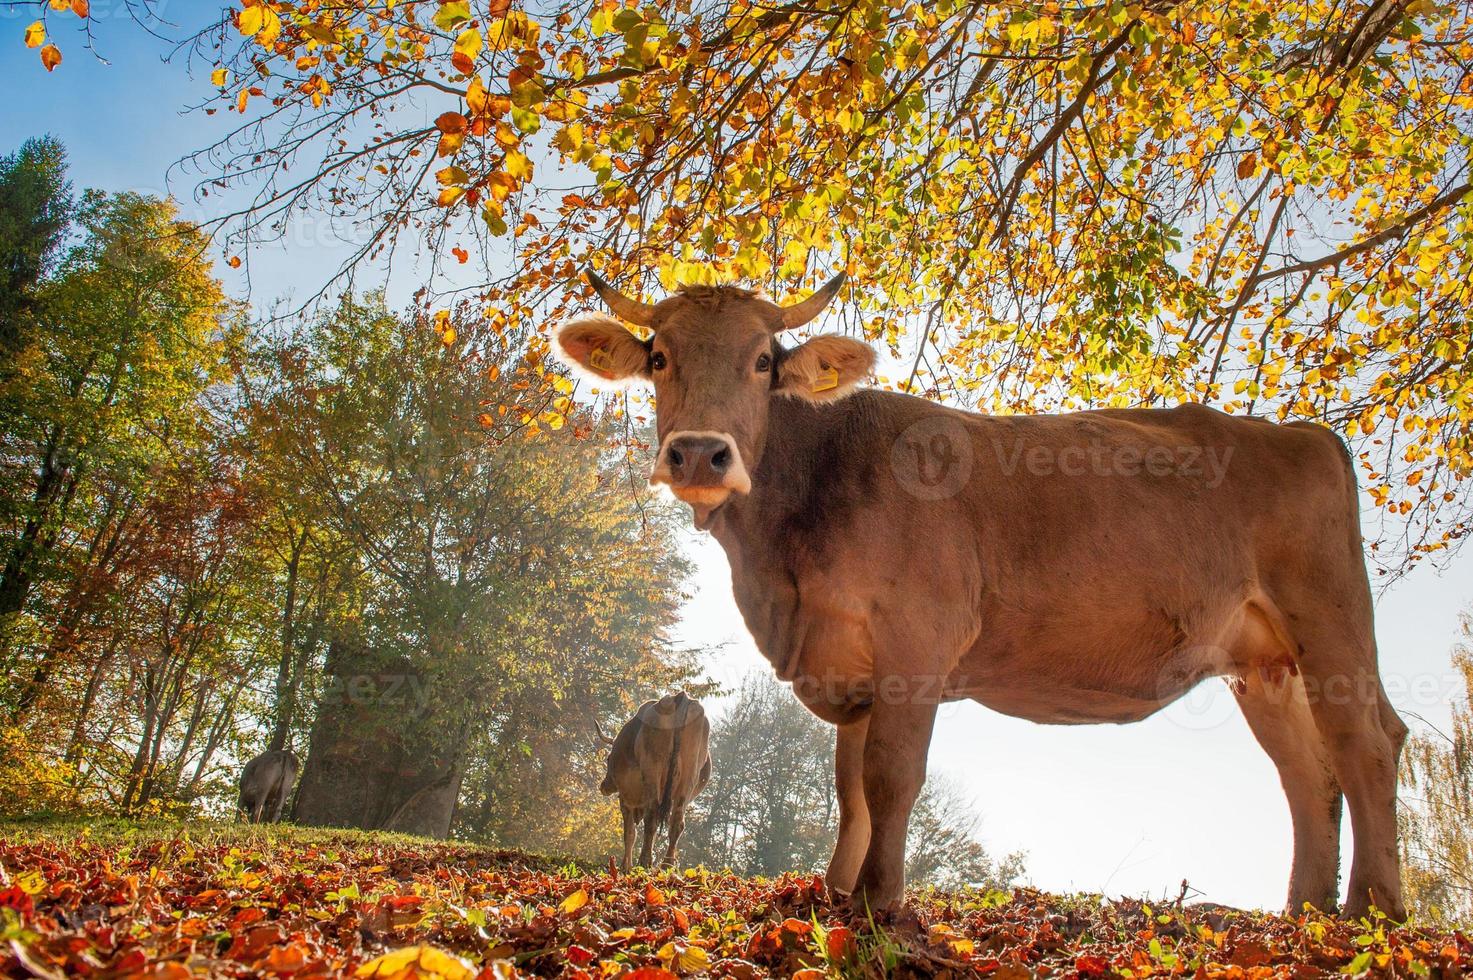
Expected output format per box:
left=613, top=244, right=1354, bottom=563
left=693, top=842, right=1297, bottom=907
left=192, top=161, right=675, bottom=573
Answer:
left=554, top=315, right=652, bottom=383
left=776, top=334, right=875, bottom=402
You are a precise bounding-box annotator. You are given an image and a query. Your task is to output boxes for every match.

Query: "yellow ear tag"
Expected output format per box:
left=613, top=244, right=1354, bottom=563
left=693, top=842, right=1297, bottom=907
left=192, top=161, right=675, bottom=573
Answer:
left=588, top=346, right=615, bottom=377
left=812, top=364, right=839, bottom=393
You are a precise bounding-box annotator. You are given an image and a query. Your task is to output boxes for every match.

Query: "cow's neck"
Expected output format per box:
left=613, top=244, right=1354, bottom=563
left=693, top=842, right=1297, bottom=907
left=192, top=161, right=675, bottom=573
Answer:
left=706, top=394, right=872, bottom=676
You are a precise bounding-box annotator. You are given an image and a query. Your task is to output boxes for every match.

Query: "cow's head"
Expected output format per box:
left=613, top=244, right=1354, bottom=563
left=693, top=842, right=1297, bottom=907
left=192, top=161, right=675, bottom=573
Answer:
left=555, top=271, right=874, bottom=523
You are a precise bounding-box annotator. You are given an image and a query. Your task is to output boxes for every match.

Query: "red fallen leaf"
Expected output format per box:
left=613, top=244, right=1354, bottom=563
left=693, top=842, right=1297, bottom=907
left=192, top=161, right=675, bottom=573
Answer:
left=793, top=970, right=825, bottom=980
left=825, top=926, right=857, bottom=962
left=672, top=907, right=689, bottom=933
left=1230, top=938, right=1276, bottom=967
left=778, top=918, right=812, bottom=937
left=0, top=885, right=34, bottom=917
left=231, top=907, right=267, bottom=928
left=644, top=883, right=665, bottom=906
left=1075, top=953, right=1109, bottom=976
left=565, top=945, right=594, bottom=966
left=383, top=895, right=424, bottom=909
left=624, top=970, right=679, bottom=980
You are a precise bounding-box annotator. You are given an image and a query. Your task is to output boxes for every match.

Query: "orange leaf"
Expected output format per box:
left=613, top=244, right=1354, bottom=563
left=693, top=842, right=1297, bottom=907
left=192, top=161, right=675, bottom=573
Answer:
left=435, top=111, right=468, bottom=134
left=451, top=51, right=474, bottom=75
left=71, top=0, right=89, bottom=16
left=451, top=246, right=469, bottom=264
left=486, top=0, right=511, bottom=18
left=40, top=44, right=62, bottom=71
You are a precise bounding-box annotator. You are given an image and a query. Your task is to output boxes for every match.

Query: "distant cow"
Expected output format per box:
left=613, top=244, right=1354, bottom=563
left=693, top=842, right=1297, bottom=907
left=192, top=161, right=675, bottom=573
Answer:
left=557, top=272, right=1409, bottom=919
left=599, top=692, right=711, bottom=870
left=238, top=749, right=300, bottom=824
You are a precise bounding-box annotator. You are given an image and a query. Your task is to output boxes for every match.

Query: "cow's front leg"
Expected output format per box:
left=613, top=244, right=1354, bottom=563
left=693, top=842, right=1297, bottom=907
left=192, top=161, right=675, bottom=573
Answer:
left=826, top=713, right=871, bottom=895
left=851, top=690, right=937, bottom=913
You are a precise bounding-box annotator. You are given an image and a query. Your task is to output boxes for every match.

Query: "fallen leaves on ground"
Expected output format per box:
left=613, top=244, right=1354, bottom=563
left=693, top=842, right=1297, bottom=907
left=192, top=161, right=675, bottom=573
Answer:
left=0, top=825, right=1467, bottom=978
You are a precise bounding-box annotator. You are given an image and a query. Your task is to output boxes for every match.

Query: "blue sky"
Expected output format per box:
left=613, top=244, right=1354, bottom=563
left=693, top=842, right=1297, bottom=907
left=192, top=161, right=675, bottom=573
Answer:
left=4, top=7, right=1470, bottom=911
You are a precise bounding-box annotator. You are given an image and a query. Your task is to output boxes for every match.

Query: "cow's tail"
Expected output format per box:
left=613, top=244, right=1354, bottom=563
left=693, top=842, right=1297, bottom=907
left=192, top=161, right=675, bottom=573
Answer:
left=655, top=695, right=689, bottom=827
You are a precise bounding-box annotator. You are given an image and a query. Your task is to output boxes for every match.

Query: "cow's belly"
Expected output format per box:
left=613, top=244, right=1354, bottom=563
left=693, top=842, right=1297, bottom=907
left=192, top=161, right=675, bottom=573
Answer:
left=947, top=604, right=1234, bottom=724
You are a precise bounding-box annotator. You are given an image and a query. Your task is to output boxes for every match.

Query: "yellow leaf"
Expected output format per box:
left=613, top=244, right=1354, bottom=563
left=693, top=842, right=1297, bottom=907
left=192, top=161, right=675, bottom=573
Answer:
left=504, top=150, right=533, bottom=181
left=212, top=66, right=229, bottom=86
left=239, top=5, right=265, bottom=36
left=558, top=887, right=589, bottom=914
left=436, top=133, right=464, bottom=158
left=454, top=28, right=483, bottom=60
left=355, top=944, right=476, bottom=979
left=657, top=942, right=711, bottom=973
left=24, top=21, right=45, bottom=48
left=437, top=186, right=467, bottom=207
left=467, top=76, right=490, bottom=116
left=436, top=165, right=469, bottom=186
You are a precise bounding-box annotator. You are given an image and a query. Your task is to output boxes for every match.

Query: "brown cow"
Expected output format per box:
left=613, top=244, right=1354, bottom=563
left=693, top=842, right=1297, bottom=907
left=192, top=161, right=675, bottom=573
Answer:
left=599, top=692, right=712, bottom=870
left=238, top=749, right=300, bottom=824
left=555, top=272, right=1409, bottom=920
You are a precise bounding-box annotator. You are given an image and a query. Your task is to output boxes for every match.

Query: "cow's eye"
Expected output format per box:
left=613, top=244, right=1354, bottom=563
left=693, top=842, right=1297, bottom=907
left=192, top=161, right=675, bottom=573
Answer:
left=650, top=351, right=668, bottom=371
left=755, top=353, right=772, bottom=373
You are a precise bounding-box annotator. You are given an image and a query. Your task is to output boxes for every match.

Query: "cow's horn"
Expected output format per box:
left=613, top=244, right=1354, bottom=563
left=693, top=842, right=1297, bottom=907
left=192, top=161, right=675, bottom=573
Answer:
left=779, top=272, right=846, bottom=330
left=585, top=269, right=657, bottom=327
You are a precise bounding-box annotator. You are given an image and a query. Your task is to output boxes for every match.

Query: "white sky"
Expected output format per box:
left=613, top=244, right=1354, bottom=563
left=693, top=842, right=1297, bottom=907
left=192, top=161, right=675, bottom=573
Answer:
left=5, top=18, right=1467, bottom=913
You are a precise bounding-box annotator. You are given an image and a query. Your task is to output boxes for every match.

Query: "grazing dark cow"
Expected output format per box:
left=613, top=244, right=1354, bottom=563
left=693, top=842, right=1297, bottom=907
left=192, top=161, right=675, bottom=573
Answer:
left=599, top=692, right=711, bottom=870
left=238, top=749, right=300, bottom=824
left=555, top=272, right=1408, bottom=919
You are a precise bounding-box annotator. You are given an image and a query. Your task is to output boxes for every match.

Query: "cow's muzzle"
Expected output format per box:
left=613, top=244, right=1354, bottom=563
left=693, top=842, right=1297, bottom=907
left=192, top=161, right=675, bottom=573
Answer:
left=651, top=431, right=752, bottom=507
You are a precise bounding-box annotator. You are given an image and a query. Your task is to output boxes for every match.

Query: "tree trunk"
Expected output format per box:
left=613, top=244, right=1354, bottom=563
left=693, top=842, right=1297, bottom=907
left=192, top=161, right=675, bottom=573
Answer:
left=268, top=526, right=309, bottom=752
left=293, top=636, right=461, bottom=836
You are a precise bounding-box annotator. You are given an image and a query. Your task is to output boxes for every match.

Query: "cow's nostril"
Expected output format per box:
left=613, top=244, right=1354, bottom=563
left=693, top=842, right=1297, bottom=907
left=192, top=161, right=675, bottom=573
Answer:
left=668, top=447, right=685, bottom=467
left=711, top=446, right=730, bottom=472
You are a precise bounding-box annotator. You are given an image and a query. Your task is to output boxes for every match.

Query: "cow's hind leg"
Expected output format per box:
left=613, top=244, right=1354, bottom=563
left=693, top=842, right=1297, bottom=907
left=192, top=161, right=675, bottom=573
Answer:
left=1233, top=663, right=1343, bottom=914
left=639, top=810, right=658, bottom=868
left=661, top=804, right=686, bottom=868
left=826, top=714, right=870, bottom=895
left=620, top=806, right=638, bottom=871
left=1266, top=594, right=1407, bottom=920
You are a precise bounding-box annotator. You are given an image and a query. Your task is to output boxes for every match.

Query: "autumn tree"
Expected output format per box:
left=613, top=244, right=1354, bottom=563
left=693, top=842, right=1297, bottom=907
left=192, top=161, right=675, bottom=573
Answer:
left=0, top=136, right=70, bottom=358
left=241, top=295, right=694, bottom=836
left=1399, top=611, right=1473, bottom=924
left=0, top=187, right=231, bottom=703
left=0, top=154, right=254, bottom=814
left=54, top=0, right=1453, bottom=573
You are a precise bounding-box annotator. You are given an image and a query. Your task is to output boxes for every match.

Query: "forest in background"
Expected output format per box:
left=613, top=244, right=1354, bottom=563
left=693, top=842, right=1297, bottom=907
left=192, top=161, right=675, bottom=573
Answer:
left=0, top=136, right=696, bottom=852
